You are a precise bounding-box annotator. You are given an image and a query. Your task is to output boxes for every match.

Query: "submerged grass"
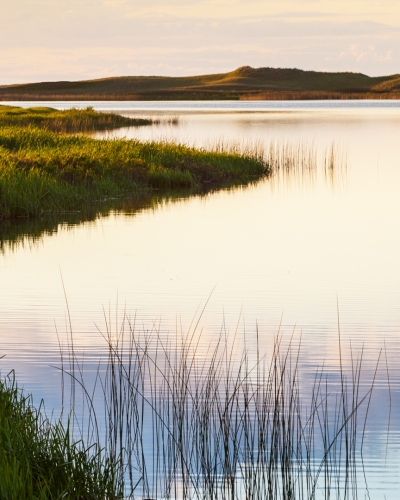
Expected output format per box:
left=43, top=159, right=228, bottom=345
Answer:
left=0, top=125, right=269, bottom=220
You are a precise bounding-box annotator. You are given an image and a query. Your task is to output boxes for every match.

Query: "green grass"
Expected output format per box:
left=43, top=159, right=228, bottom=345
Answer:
left=0, top=370, right=122, bottom=500
left=0, top=125, right=269, bottom=220
left=0, top=105, right=152, bottom=132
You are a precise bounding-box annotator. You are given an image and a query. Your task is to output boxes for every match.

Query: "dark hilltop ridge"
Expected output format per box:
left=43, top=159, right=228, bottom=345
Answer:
left=1, top=66, right=400, bottom=101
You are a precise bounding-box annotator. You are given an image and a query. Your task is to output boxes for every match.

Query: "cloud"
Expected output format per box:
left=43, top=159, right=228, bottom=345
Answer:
left=1, top=2, right=400, bottom=83
left=1, top=26, right=400, bottom=85
left=1, top=14, right=398, bottom=49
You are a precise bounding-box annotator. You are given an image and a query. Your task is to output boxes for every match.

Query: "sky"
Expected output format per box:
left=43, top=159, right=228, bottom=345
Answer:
left=1, top=0, right=400, bottom=84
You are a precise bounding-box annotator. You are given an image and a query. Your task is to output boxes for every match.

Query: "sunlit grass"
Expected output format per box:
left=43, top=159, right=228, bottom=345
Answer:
left=0, top=105, right=152, bottom=132
left=0, top=126, right=269, bottom=220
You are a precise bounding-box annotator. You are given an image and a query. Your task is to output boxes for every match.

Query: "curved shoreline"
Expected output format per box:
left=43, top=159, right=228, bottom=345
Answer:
left=0, top=106, right=269, bottom=221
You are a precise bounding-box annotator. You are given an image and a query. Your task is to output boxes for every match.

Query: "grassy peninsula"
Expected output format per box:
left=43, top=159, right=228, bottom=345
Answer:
left=0, top=104, right=152, bottom=131
left=1, top=66, right=400, bottom=100
left=0, top=106, right=269, bottom=220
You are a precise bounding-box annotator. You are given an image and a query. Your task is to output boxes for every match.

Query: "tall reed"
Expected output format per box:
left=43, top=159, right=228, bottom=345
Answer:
left=204, top=137, right=346, bottom=179
left=58, top=314, right=383, bottom=499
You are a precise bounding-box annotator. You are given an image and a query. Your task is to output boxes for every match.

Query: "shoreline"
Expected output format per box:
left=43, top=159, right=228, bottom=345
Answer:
left=1, top=91, right=400, bottom=101
left=0, top=106, right=269, bottom=221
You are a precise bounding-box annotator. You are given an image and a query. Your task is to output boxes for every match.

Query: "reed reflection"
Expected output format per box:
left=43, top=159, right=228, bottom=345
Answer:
left=57, top=312, right=391, bottom=499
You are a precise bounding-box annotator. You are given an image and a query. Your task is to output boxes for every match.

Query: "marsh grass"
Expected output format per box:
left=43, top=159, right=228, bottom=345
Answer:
left=0, top=105, right=152, bottom=132
left=0, top=105, right=347, bottom=221
left=132, top=114, right=181, bottom=126
left=204, top=137, right=346, bottom=177
left=56, top=313, right=383, bottom=499
left=0, top=126, right=269, bottom=220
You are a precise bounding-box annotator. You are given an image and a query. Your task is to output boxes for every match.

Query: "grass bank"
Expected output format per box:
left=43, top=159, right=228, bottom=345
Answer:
left=0, top=107, right=269, bottom=220
left=0, top=105, right=152, bottom=132
left=0, top=370, right=122, bottom=500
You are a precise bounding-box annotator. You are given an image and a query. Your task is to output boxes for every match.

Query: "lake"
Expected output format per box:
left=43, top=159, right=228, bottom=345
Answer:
left=1, top=100, right=400, bottom=498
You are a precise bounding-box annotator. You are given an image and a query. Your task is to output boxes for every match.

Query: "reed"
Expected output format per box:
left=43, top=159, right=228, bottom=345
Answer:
left=134, top=115, right=181, bottom=126
left=205, top=137, right=346, bottom=175
left=56, top=313, right=383, bottom=499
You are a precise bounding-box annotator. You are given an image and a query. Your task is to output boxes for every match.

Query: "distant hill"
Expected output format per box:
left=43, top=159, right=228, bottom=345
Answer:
left=1, top=66, right=400, bottom=101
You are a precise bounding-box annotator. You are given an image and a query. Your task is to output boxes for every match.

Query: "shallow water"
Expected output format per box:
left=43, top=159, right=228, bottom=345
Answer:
left=1, top=101, right=400, bottom=498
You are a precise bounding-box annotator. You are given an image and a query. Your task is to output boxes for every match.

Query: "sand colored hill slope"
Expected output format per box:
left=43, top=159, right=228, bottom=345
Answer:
left=1, top=66, right=400, bottom=101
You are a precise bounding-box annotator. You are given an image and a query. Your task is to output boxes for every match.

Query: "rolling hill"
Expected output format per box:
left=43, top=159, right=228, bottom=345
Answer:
left=1, top=66, right=400, bottom=101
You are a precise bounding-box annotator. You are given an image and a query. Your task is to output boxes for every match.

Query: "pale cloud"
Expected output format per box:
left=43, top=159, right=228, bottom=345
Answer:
left=1, top=1, right=400, bottom=83
left=107, top=0, right=400, bottom=22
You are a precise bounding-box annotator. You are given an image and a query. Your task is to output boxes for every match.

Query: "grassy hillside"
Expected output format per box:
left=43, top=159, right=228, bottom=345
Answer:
left=1, top=66, right=400, bottom=101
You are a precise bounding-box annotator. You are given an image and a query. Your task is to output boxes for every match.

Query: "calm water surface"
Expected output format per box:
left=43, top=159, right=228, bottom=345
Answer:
left=1, top=101, right=400, bottom=497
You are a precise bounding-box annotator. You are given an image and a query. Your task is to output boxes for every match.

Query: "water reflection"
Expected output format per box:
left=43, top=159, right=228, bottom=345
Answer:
left=0, top=187, right=231, bottom=255
left=58, top=317, right=391, bottom=499
left=1, top=140, right=347, bottom=256
left=1, top=104, right=400, bottom=498
left=91, top=109, right=354, bottom=199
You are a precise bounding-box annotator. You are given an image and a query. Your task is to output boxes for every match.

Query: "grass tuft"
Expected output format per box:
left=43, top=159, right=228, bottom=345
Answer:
left=0, top=370, right=122, bottom=499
